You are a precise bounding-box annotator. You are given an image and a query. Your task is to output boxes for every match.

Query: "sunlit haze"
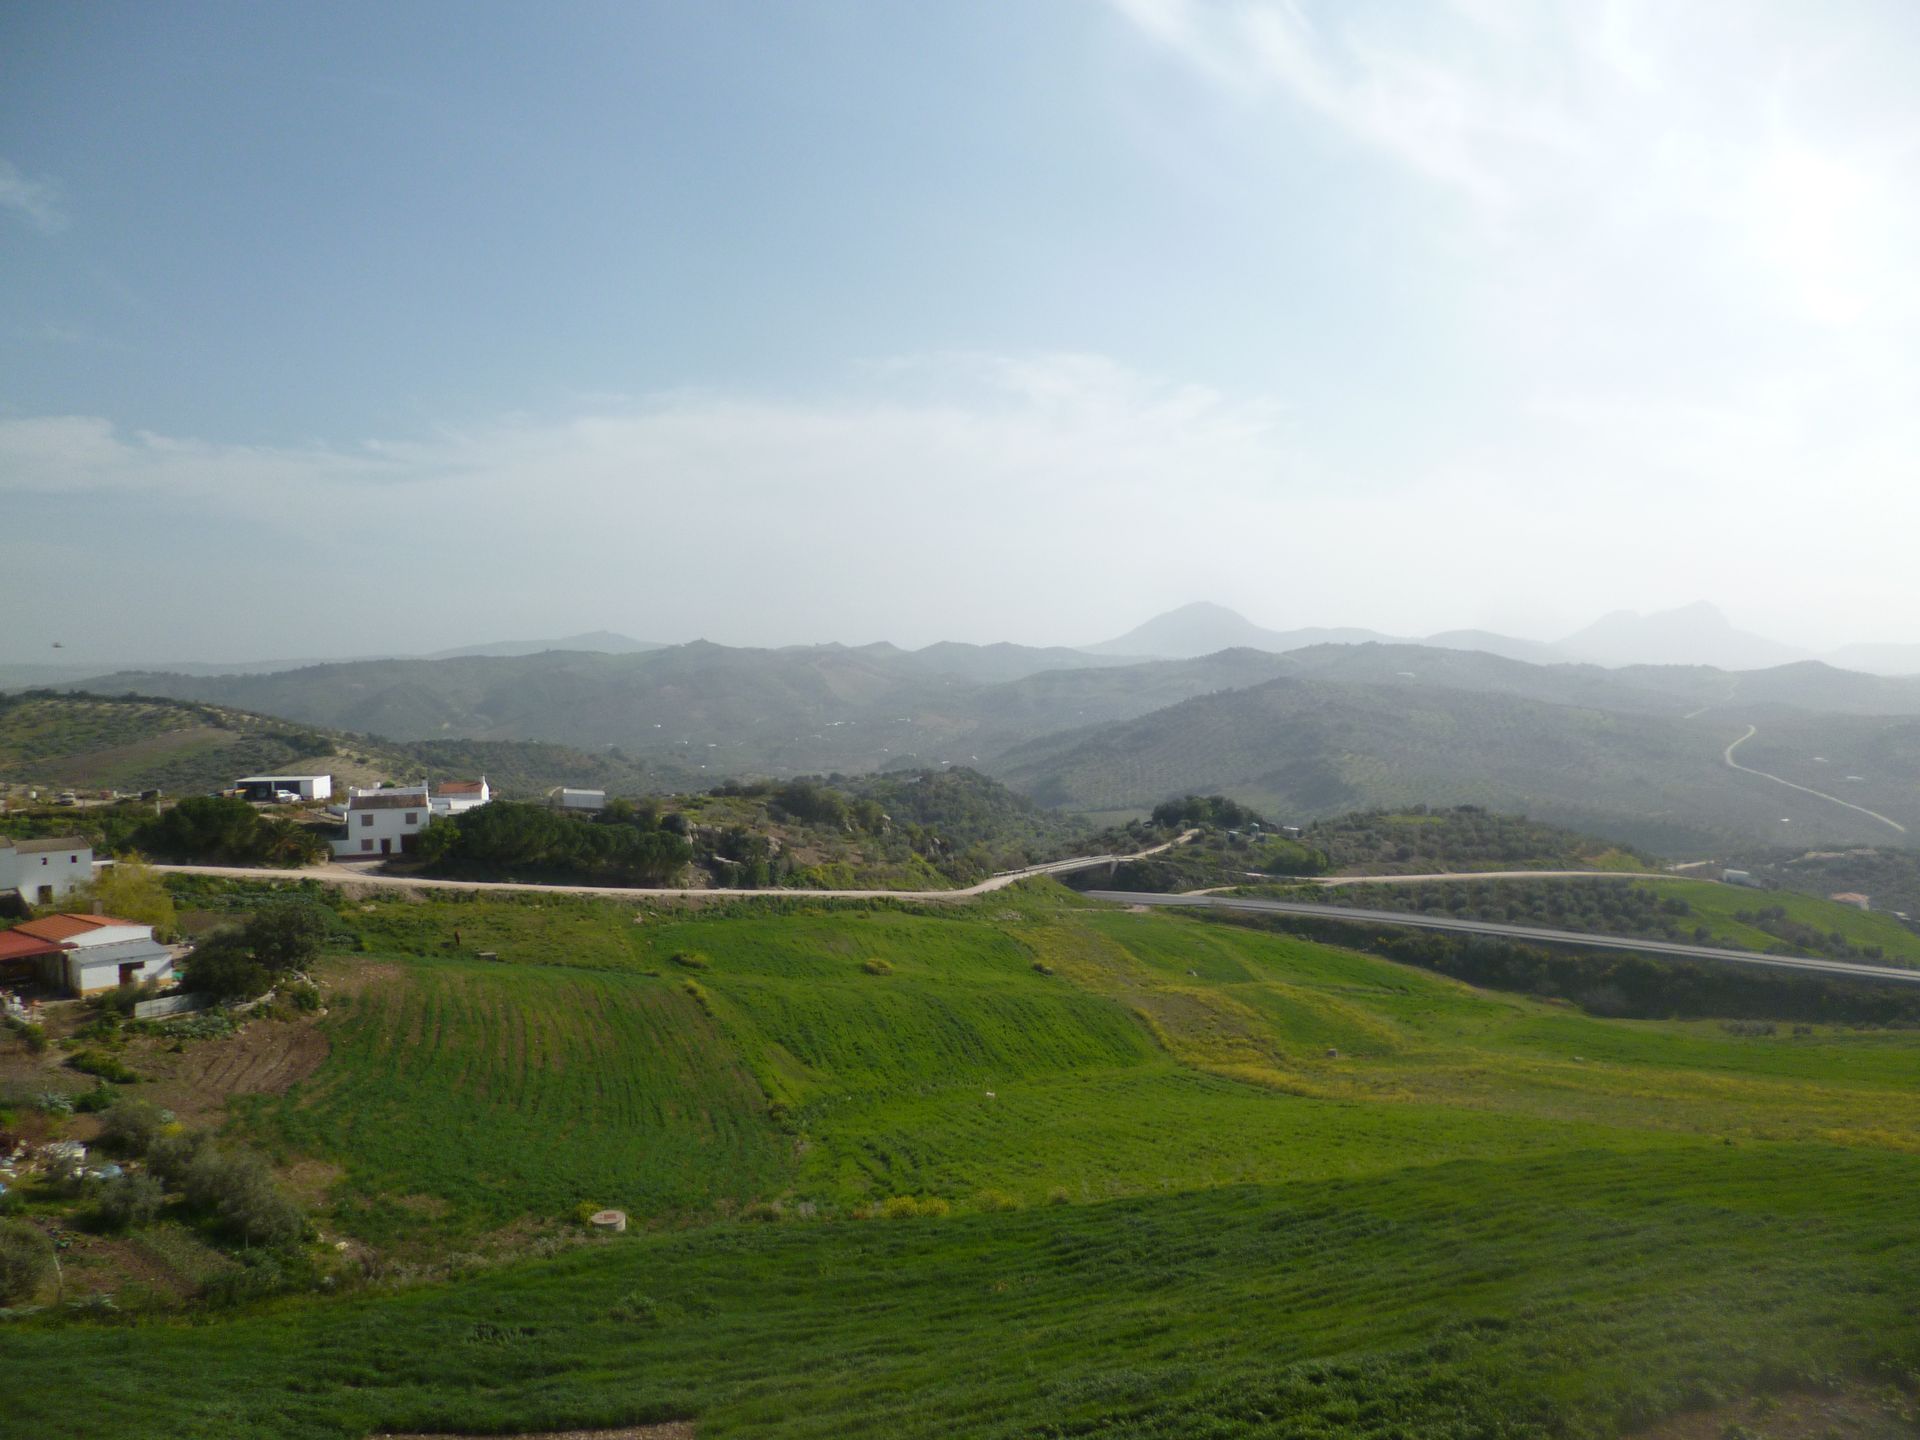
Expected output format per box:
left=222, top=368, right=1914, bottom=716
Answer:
left=4, top=1, right=1918, bottom=662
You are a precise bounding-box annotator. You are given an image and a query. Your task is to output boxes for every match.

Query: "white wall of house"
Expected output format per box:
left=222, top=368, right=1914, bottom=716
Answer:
left=430, top=778, right=491, bottom=816
left=0, top=842, right=94, bottom=904
left=56, top=935, right=174, bottom=995
left=331, top=802, right=430, bottom=858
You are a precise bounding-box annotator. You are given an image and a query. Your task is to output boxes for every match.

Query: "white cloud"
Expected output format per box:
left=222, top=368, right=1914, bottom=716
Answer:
left=0, top=159, right=68, bottom=234
left=3, top=350, right=1917, bottom=655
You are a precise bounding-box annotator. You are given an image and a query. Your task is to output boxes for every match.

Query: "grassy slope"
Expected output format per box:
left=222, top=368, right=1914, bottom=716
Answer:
left=6, top=884, right=1920, bottom=1438
left=992, top=679, right=1920, bottom=853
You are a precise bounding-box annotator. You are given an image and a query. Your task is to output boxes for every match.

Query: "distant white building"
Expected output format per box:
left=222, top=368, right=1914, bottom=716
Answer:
left=432, top=777, right=491, bottom=816
left=555, top=788, right=606, bottom=813
left=0, top=836, right=94, bottom=906
left=235, top=773, right=333, bottom=802
left=0, top=913, right=172, bottom=996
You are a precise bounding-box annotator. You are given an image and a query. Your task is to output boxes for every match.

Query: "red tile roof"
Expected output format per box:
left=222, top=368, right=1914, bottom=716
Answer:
left=12, top=914, right=142, bottom=942
left=0, top=929, right=67, bottom=960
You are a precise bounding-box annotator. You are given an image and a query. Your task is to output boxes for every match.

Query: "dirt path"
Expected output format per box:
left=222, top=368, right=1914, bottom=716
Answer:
left=152, top=832, right=1198, bottom=903
left=1723, top=724, right=1907, bottom=835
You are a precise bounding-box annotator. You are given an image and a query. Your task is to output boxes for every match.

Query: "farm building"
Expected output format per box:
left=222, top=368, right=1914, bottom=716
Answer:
left=235, top=773, right=333, bottom=802
left=0, top=836, right=94, bottom=906
left=555, top=788, right=607, bottom=813
left=329, top=778, right=493, bottom=858
left=0, top=914, right=173, bottom=996
left=333, top=789, right=431, bottom=859
left=1829, top=891, right=1871, bottom=910
left=431, top=778, right=491, bottom=816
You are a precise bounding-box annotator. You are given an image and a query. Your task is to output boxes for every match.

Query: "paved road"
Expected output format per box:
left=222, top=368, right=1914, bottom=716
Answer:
left=1724, top=724, right=1907, bottom=835
left=1313, top=869, right=1678, bottom=886
left=149, top=832, right=1197, bottom=904
left=1088, top=891, right=1920, bottom=987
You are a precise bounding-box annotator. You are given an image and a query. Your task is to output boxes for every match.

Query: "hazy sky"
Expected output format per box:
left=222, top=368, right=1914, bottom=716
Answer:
left=4, top=1, right=1919, bottom=663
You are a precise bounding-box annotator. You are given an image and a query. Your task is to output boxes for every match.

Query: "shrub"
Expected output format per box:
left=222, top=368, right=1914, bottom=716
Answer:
left=97, top=1098, right=172, bottom=1156
left=743, top=1200, right=785, bottom=1223
left=573, top=1201, right=605, bottom=1226
left=95, top=1173, right=165, bottom=1230
left=281, top=980, right=322, bottom=1013
left=880, top=1195, right=950, bottom=1220
left=0, top=1221, right=55, bottom=1304
left=73, top=1085, right=119, bottom=1114
left=243, top=898, right=333, bottom=973
left=2, top=1016, right=48, bottom=1054
left=184, top=934, right=271, bottom=1002
left=861, top=957, right=894, bottom=975
left=1046, top=1186, right=1073, bottom=1206
left=973, top=1189, right=1023, bottom=1212
left=67, top=1049, right=139, bottom=1085
left=180, top=1146, right=306, bottom=1246
left=669, top=951, right=708, bottom=970
left=145, top=1130, right=212, bottom=1188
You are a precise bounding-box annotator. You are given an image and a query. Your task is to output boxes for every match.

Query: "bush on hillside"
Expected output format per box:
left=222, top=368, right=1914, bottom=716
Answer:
left=94, top=1173, right=166, bottom=1230
left=97, top=1098, right=172, bottom=1156
left=0, top=1221, right=55, bottom=1304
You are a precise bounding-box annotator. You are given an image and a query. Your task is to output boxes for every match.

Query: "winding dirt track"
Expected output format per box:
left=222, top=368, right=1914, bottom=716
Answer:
left=1722, top=724, right=1907, bottom=835
left=151, top=832, right=1198, bottom=903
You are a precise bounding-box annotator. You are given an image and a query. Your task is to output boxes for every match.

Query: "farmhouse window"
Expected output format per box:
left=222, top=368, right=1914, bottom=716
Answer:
left=361, top=814, right=373, bottom=827
left=405, top=812, right=418, bottom=825
left=362, top=839, right=374, bottom=852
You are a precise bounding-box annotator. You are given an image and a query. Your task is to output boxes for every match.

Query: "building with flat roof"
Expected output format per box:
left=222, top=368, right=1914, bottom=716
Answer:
left=235, top=773, right=333, bottom=802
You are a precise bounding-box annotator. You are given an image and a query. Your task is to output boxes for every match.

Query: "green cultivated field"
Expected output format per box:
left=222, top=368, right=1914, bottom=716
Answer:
left=5, top=882, right=1920, bottom=1437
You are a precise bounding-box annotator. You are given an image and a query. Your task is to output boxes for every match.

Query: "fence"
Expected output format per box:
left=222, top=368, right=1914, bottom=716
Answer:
left=133, top=992, right=210, bottom=1020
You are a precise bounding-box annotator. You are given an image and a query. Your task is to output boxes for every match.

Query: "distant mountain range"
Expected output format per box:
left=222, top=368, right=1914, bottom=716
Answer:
left=44, top=624, right=1920, bottom=854
left=1083, top=600, right=1919, bottom=675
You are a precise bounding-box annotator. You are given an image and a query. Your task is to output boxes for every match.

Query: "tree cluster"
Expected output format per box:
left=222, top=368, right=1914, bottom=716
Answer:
left=414, top=800, right=693, bottom=886
left=186, top=897, right=335, bottom=1001
left=134, top=796, right=328, bottom=867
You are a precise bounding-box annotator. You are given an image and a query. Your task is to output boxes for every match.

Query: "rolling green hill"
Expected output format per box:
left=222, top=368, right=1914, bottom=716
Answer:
left=991, top=675, right=1920, bottom=852
left=0, top=691, right=693, bottom=799
left=64, top=640, right=1920, bottom=859
left=4, top=881, right=1918, bottom=1437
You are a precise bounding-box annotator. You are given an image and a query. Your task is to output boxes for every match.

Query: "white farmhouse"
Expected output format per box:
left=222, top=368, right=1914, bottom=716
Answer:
left=333, top=789, right=432, bottom=859
left=0, top=836, right=94, bottom=906
left=0, top=913, right=173, bottom=996
left=431, top=778, right=491, bottom=816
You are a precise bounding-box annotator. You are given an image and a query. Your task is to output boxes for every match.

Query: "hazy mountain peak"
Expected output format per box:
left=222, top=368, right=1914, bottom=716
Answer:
left=1085, top=603, right=1395, bottom=659
left=1558, top=602, right=1807, bottom=671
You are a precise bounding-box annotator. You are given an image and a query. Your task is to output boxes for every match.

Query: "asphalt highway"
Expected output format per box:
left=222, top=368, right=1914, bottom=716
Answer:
left=1087, top=891, right=1920, bottom=986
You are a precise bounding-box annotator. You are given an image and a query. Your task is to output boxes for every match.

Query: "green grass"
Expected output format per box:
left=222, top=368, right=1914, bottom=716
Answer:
left=9, top=882, right=1920, bottom=1437
left=1641, top=877, right=1920, bottom=961
left=256, top=957, right=791, bottom=1234
left=2, top=1143, right=1916, bottom=1439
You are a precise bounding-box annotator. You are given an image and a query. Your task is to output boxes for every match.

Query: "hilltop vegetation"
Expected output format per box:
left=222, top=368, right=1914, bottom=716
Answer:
left=4, top=880, right=1919, bottom=1437
left=0, top=692, right=689, bottom=799
left=995, top=674, right=1920, bottom=851
left=39, top=639, right=1920, bottom=855
left=1303, top=806, right=1649, bottom=874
